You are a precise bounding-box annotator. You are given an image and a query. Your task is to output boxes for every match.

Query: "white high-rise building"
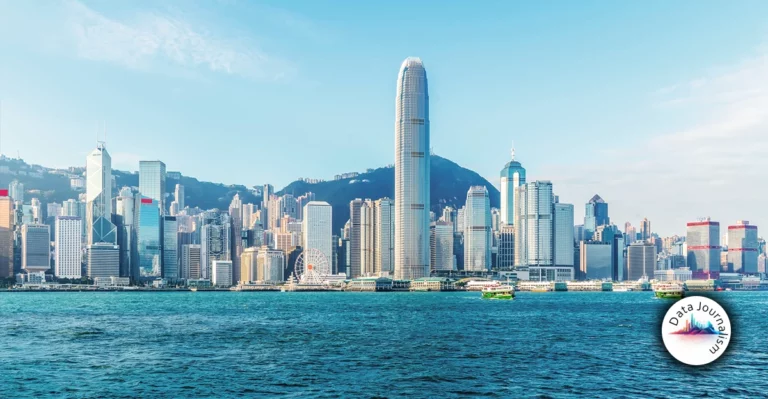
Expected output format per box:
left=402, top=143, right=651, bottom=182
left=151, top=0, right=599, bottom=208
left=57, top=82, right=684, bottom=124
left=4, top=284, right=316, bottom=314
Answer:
left=139, top=161, right=166, bottom=214
left=515, top=181, right=554, bottom=266
left=86, top=143, right=116, bottom=245
left=242, top=203, right=255, bottom=230
left=9, top=180, right=24, bottom=203
left=394, top=57, right=430, bottom=280
left=302, top=201, right=332, bottom=266
left=464, top=186, right=492, bottom=271
left=373, top=198, right=394, bottom=275
left=181, top=244, right=202, bottom=280
left=55, top=216, right=82, bottom=278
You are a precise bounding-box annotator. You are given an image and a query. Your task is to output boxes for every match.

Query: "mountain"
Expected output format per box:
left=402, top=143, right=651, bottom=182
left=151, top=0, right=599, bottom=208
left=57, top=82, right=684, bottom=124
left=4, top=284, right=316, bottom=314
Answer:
left=0, top=154, right=499, bottom=232
left=278, top=155, right=499, bottom=232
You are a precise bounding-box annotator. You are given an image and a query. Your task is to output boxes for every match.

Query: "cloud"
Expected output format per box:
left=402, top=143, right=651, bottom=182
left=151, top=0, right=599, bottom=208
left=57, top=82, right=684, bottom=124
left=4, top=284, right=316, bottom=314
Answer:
left=543, top=47, right=768, bottom=235
left=47, top=0, right=292, bottom=80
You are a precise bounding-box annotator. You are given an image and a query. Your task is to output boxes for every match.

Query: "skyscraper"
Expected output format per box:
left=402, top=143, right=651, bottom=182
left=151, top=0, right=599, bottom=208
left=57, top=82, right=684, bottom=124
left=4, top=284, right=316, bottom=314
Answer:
left=162, top=215, right=178, bottom=279
left=181, top=244, right=202, bottom=280
left=394, top=57, right=430, bottom=280
left=553, top=202, right=575, bottom=267
left=229, top=194, right=243, bottom=284
left=302, top=201, right=332, bottom=266
left=499, top=148, right=526, bottom=226
left=686, top=219, right=721, bottom=275
left=349, top=198, right=365, bottom=278
left=431, top=221, right=455, bottom=271
left=21, top=224, right=50, bottom=273
left=136, top=197, right=161, bottom=278
left=584, top=194, right=609, bottom=239
left=627, top=242, right=656, bottom=280
left=139, top=161, right=166, bottom=214
left=515, top=181, right=554, bottom=266
left=640, top=218, right=652, bottom=241
left=55, top=216, right=82, bottom=278
left=9, top=180, right=23, bottom=203
left=464, top=186, right=491, bottom=271
left=727, top=220, right=758, bottom=274
left=373, top=198, right=394, bottom=275
left=86, top=143, right=116, bottom=245
left=174, top=184, right=185, bottom=210
left=0, top=190, right=13, bottom=278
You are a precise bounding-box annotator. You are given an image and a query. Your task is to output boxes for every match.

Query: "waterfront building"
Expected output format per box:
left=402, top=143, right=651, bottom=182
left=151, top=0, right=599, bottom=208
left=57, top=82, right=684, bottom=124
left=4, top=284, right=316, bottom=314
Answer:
left=0, top=190, right=12, bottom=278
left=136, top=197, right=161, bottom=278
left=162, top=215, right=178, bottom=279
left=431, top=221, right=455, bottom=271
left=302, top=201, right=333, bottom=267
left=139, top=161, right=166, bottom=214
left=394, top=57, right=431, bottom=280
left=211, top=260, right=233, bottom=287
left=464, top=186, right=492, bottom=271
left=686, top=219, right=721, bottom=274
left=554, top=202, right=574, bottom=267
left=499, top=148, right=526, bottom=226
left=654, top=267, right=692, bottom=282
left=181, top=244, right=202, bottom=280
left=257, top=246, right=284, bottom=283
left=349, top=199, right=365, bottom=278
left=9, top=180, right=23, bottom=203
left=527, top=266, right=574, bottom=282
left=515, top=181, right=553, bottom=266
left=240, top=246, right=258, bottom=283
left=22, top=224, right=50, bottom=273
left=87, top=243, right=119, bottom=278
left=55, top=216, right=82, bottom=278
left=727, top=220, right=758, bottom=274
left=579, top=241, right=612, bottom=280
left=200, top=215, right=231, bottom=279
left=497, top=225, right=515, bottom=269
left=86, top=143, right=117, bottom=245
left=174, top=184, right=185, bottom=210
left=584, top=194, right=609, bottom=240
left=627, top=242, right=656, bottom=280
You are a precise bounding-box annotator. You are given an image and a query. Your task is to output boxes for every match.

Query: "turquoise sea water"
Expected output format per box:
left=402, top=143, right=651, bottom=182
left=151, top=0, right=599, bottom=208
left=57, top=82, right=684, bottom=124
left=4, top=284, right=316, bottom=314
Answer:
left=1, top=291, right=767, bottom=398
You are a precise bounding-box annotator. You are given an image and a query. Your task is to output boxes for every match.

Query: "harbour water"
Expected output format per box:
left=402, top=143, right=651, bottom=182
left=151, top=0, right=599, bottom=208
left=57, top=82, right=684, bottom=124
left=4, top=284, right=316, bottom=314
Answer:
left=1, top=291, right=766, bottom=398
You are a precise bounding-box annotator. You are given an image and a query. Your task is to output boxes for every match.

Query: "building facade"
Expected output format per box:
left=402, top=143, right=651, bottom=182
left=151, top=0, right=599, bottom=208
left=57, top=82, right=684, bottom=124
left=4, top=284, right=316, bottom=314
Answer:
left=86, top=144, right=117, bottom=245
left=514, top=181, right=553, bottom=267
left=500, top=149, right=526, bottom=226
left=162, top=215, right=178, bottom=279
left=727, top=220, right=758, bottom=274
left=394, top=57, right=430, bottom=280
left=302, top=201, right=333, bottom=267
left=627, top=242, right=656, bottom=280
left=22, top=224, right=50, bottom=273
left=139, top=161, right=166, bottom=213
left=55, top=216, right=82, bottom=278
left=464, top=186, right=491, bottom=271
left=686, top=219, right=721, bottom=273
left=0, top=190, right=13, bottom=277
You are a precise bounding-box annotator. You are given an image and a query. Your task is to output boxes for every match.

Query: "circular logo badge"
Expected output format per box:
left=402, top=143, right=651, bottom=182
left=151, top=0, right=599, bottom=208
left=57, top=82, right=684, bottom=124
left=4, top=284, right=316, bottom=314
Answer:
left=661, top=296, right=731, bottom=366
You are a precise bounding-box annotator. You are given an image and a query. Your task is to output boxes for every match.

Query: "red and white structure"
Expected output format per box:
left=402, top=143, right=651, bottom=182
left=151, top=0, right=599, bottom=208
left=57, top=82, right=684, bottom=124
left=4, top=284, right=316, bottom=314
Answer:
left=727, top=220, right=758, bottom=274
left=686, top=219, right=721, bottom=278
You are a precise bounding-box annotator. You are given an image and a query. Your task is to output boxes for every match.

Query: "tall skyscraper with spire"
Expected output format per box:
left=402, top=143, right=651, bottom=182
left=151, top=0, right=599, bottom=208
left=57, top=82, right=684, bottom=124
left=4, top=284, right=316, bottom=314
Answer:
left=394, top=57, right=430, bottom=280
left=500, top=147, right=526, bottom=226
left=86, top=143, right=116, bottom=245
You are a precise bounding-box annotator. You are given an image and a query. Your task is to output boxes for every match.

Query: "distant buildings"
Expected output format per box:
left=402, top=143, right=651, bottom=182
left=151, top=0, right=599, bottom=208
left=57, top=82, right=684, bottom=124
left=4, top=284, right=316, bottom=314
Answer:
left=136, top=197, right=161, bottom=278
left=579, top=241, right=612, bottom=280
left=162, top=216, right=178, bottom=279
left=394, top=57, right=430, bottom=280
left=181, top=244, right=202, bottom=280
left=9, top=180, right=24, bottom=203
left=86, top=143, right=116, bottom=245
left=211, top=260, right=233, bottom=287
left=640, top=218, right=652, bottom=241
left=431, top=221, right=455, bottom=271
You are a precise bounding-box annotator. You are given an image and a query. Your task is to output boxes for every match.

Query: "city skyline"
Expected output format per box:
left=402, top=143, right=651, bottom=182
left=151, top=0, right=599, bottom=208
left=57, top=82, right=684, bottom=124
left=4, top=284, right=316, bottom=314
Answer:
left=2, top=2, right=768, bottom=236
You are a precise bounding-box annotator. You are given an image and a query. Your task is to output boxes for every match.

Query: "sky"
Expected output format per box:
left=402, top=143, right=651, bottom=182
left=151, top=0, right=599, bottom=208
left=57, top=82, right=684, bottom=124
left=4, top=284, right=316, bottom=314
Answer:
left=1, top=0, right=768, bottom=236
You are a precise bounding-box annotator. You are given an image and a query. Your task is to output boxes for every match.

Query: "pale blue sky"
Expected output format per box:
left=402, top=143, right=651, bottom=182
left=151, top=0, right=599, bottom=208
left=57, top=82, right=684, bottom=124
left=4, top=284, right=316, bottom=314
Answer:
left=1, top=0, right=768, bottom=235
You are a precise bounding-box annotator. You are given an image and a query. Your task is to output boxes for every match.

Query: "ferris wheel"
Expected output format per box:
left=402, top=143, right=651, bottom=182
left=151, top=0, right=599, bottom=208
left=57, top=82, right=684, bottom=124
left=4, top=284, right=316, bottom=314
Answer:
left=294, top=248, right=331, bottom=285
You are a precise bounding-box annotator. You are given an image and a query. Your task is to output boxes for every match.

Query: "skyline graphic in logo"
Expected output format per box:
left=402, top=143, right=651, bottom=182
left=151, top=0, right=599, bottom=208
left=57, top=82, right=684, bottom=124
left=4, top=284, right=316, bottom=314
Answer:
left=661, top=296, right=731, bottom=366
left=670, top=314, right=722, bottom=335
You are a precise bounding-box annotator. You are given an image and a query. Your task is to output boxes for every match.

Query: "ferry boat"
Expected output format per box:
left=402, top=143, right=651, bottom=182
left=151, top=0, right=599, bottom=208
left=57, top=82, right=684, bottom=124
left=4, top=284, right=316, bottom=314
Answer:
left=654, top=283, right=684, bottom=299
left=481, top=285, right=515, bottom=300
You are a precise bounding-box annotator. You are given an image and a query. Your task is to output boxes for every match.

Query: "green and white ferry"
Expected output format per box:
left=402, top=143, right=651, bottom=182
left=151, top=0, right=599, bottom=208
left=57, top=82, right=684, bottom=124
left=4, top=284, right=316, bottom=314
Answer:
left=481, top=285, right=515, bottom=300
left=654, top=283, right=684, bottom=299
